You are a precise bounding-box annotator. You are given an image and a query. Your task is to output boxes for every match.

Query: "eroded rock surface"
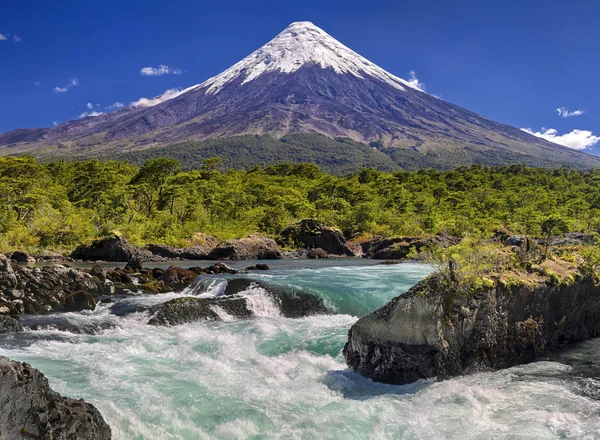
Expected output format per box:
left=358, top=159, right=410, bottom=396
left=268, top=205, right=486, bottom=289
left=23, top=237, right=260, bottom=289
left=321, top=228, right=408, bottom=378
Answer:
left=0, top=357, right=111, bottom=439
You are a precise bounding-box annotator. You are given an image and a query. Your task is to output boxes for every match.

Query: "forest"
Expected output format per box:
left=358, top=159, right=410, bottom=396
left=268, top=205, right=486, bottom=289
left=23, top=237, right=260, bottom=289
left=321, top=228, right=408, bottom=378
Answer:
left=1, top=155, right=599, bottom=252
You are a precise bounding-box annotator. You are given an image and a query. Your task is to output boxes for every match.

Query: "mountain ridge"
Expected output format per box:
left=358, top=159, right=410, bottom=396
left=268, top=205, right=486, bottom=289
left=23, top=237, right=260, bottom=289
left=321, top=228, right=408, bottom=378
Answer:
left=1, top=21, right=599, bottom=170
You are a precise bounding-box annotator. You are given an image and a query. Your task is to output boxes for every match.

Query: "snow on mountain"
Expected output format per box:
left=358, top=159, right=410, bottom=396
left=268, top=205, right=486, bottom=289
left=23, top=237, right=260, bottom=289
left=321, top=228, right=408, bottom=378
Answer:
left=197, top=21, right=423, bottom=95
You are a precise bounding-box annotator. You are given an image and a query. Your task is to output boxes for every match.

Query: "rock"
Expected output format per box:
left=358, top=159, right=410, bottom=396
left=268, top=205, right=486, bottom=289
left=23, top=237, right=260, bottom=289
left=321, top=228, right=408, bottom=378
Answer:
left=504, top=235, right=528, bottom=247
left=543, top=232, right=597, bottom=247
left=124, top=258, right=143, bottom=272
left=159, top=266, right=199, bottom=292
left=145, top=243, right=216, bottom=260
left=344, top=263, right=600, bottom=385
left=71, top=234, right=162, bottom=262
left=0, top=357, right=111, bottom=439
left=255, top=263, right=270, bottom=270
left=149, top=278, right=331, bottom=325
left=0, top=315, right=23, bottom=333
left=148, top=296, right=252, bottom=325
left=10, top=251, right=36, bottom=263
left=278, top=219, right=356, bottom=256
left=64, top=291, right=97, bottom=312
left=363, top=233, right=461, bottom=260
left=207, top=235, right=282, bottom=260
left=307, top=248, right=328, bottom=259
left=90, top=265, right=107, bottom=281
left=204, top=263, right=239, bottom=274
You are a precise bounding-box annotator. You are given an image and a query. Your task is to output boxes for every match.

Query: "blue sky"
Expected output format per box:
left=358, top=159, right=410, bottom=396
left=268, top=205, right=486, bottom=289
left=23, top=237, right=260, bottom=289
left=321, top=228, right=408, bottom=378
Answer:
left=1, top=0, right=599, bottom=154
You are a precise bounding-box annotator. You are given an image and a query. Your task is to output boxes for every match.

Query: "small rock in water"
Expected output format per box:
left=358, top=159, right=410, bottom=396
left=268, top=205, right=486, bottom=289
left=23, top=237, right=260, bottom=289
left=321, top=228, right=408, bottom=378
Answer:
left=0, top=315, right=23, bottom=334
left=64, top=291, right=97, bottom=312
left=124, top=258, right=143, bottom=272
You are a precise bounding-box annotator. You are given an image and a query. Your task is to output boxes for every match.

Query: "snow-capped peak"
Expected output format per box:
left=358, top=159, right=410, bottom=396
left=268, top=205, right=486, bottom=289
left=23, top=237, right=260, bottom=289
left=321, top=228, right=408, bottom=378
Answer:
left=197, top=21, right=423, bottom=95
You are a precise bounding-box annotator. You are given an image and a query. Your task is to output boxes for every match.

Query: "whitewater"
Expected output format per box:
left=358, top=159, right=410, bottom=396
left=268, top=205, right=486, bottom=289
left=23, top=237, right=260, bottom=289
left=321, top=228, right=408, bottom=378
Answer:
left=1, top=260, right=600, bottom=439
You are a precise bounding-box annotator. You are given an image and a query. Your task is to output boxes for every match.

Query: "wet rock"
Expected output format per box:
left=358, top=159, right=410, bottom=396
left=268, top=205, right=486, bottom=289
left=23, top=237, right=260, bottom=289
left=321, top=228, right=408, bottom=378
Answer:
left=149, top=278, right=331, bottom=325
left=148, top=296, right=252, bottom=325
left=207, top=235, right=282, bottom=260
left=307, top=248, right=328, bottom=259
left=71, top=234, right=163, bottom=262
left=64, top=291, right=97, bottom=312
left=204, top=263, right=239, bottom=274
left=246, top=263, right=270, bottom=271
left=124, top=258, right=143, bottom=272
left=344, top=266, right=600, bottom=385
left=159, top=266, right=199, bottom=292
left=90, top=265, right=107, bottom=281
left=10, top=251, right=36, bottom=263
left=0, top=315, right=23, bottom=334
left=0, top=357, right=111, bottom=439
left=278, top=219, right=356, bottom=256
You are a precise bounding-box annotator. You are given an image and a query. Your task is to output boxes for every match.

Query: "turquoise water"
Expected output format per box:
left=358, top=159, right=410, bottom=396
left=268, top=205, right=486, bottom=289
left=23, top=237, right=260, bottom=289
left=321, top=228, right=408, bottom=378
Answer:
left=1, top=261, right=600, bottom=439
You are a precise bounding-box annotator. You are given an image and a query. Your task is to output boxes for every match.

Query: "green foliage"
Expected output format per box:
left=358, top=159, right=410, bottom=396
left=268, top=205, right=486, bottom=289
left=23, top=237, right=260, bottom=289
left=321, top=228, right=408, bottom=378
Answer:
left=1, top=156, right=600, bottom=252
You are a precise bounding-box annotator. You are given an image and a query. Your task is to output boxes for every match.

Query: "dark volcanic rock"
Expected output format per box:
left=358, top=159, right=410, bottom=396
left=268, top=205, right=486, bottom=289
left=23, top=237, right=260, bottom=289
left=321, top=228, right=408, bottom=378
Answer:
left=207, top=235, right=282, bottom=260
left=363, top=233, right=460, bottom=260
left=344, top=261, right=600, bottom=385
left=307, top=248, right=328, bottom=259
left=0, top=357, right=111, bottom=439
left=10, top=251, right=36, bottom=263
left=149, top=278, right=331, bottom=325
left=64, top=291, right=97, bottom=312
left=145, top=242, right=217, bottom=260
left=159, top=266, right=199, bottom=292
left=0, top=255, right=103, bottom=315
left=278, top=219, right=356, bottom=256
left=71, top=234, right=162, bottom=262
left=0, top=315, right=23, bottom=333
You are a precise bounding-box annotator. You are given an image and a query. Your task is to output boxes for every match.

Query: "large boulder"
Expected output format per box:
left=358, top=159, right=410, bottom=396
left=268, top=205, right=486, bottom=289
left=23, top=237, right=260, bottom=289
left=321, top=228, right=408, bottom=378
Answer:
left=207, top=235, right=282, bottom=260
left=149, top=278, right=331, bottom=325
left=158, top=266, right=199, bottom=292
left=278, top=219, right=356, bottom=256
left=64, top=291, right=97, bottom=312
left=0, top=357, right=111, bottom=439
left=344, top=259, right=600, bottom=385
left=71, top=235, right=161, bottom=262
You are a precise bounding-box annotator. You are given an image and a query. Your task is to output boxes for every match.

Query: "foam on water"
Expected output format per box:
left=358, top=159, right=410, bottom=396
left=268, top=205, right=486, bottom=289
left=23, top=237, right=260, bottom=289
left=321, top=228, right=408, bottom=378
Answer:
left=1, top=261, right=599, bottom=439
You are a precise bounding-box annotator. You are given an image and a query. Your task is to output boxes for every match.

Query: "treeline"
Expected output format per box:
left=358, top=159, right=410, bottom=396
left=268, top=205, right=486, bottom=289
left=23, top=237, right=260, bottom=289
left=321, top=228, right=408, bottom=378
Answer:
left=1, top=155, right=599, bottom=251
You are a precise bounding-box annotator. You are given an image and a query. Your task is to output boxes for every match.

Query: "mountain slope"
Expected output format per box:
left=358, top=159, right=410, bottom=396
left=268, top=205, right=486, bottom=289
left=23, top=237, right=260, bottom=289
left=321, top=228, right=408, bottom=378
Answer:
left=1, top=21, right=599, bottom=169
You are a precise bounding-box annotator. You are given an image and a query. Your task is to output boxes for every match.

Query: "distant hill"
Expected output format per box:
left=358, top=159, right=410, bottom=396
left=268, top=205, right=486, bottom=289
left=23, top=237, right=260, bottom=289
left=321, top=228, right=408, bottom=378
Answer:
left=2, top=21, right=599, bottom=170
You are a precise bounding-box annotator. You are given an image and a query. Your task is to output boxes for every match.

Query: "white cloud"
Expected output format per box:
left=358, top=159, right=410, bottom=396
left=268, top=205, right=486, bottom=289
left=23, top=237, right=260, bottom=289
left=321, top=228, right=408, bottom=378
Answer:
left=522, top=127, right=600, bottom=150
left=130, top=87, right=190, bottom=108
left=79, top=110, right=104, bottom=119
left=53, top=121, right=59, bottom=126
left=13, top=35, right=21, bottom=42
left=556, top=107, right=584, bottom=118
left=140, top=65, right=182, bottom=76
left=53, top=77, right=79, bottom=93
left=407, top=70, right=425, bottom=91
left=107, top=102, right=124, bottom=110
left=86, top=102, right=93, bottom=109
left=0, top=34, right=7, bottom=41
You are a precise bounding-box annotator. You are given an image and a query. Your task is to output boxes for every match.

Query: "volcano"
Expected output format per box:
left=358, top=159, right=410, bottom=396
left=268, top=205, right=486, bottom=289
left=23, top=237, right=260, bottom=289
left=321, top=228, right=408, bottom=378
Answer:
left=1, top=21, right=598, bottom=170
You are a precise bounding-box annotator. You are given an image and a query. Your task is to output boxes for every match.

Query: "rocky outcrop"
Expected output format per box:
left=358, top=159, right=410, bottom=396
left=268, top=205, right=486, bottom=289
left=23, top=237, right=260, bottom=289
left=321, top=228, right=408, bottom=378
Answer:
left=0, top=315, right=23, bottom=333
left=0, top=357, right=111, bottom=439
left=207, top=235, right=282, bottom=260
left=362, top=233, right=461, bottom=260
left=149, top=278, right=331, bottom=325
left=10, top=251, right=36, bottom=263
left=344, top=260, right=600, bottom=385
left=278, top=219, right=356, bottom=256
left=71, top=235, right=163, bottom=262
left=0, top=255, right=104, bottom=315
left=144, top=236, right=218, bottom=260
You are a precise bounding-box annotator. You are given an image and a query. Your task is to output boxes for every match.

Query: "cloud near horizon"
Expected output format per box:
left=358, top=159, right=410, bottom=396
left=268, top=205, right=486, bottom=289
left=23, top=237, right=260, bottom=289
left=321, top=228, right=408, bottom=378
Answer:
left=130, top=87, right=190, bottom=108
left=522, top=127, right=600, bottom=150
left=556, top=107, right=585, bottom=118
left=140, top=65, right=182, bottom=76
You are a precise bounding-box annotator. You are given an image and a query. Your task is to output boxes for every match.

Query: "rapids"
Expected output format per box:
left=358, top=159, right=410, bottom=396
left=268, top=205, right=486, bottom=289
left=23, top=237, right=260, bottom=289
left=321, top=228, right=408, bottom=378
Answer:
left=1, top=260, right=599, bottom=439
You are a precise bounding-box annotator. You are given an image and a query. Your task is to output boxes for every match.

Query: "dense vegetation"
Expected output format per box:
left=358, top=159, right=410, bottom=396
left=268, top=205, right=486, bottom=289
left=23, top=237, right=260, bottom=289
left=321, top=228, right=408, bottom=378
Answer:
left=1, top=155, right=599, bottom=252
